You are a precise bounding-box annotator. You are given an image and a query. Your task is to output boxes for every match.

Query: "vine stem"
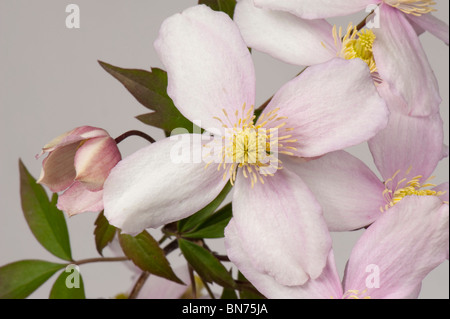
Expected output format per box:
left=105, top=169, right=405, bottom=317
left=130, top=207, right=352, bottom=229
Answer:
left=128, top=271, right=150, bottom=299
left=114, top=130, right=156, bottom=144
left=127, top=240, right=179, bottom=299
left=72, top=256, right=129, bottom=266
left=255, top=8, right=373, bottom=113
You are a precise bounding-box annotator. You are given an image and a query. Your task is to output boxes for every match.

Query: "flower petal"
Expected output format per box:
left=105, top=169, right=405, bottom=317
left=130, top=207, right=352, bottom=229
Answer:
left=103, top=134, right=228, bottom=235
left=368, top=84, right=444, bottom=183
left=373, top=4, right=441, bottom=116
left=406, top=13, right=449, bottom=45
left=74, top=136, right=121, bottom=191
left=433, top=182, right=449, bottom=203
left=253, top=0, right=379, bottom=19
left=154, top=5, right=255, bottom=132
left=225, top=219, right=343, bottom=298
left=37, top=142, right=79, bottom=192
left=283, top=151, right=385, bottom=231
left=343, top=196, right=449, bottom=299
left=40, top=126, right=109, bottom=154
left=234, top=0, right=335, bottom=66
left=230, top=167, right=332, bottom=286
left=260, top=58, right=388, bottom=158
left=57, top=182, right=104, bottom=217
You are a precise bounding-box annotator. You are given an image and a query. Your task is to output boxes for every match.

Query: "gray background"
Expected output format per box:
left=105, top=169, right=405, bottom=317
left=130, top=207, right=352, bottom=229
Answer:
left=0, top=0, right=448, bottom=298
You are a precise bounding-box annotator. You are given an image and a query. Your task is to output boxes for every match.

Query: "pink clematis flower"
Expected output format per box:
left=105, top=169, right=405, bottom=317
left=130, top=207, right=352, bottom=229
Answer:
left=225, top=195, right=449, bottom=299
left=234, top=0, right=448, bottom=116
left=37, top=126, right=121, bottom=216
left=103, top=5, right=388, bottom=286
left=281, top=83, right=448, bottom=231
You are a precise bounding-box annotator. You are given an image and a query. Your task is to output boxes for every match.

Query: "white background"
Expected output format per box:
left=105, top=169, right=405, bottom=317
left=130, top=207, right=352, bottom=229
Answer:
left=0, top=0, right=448, bottom=298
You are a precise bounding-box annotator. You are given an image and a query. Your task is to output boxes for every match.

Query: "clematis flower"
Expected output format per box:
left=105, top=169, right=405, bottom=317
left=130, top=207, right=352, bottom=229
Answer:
left=103, top=5, right=388, bottom=285
left=225, top=195, right=449, bottom=299
left=234, top=0, right=449, bottom=116
left=37, top=126, right=121, bottom=216
left=281, top=83, right=448, bottom=231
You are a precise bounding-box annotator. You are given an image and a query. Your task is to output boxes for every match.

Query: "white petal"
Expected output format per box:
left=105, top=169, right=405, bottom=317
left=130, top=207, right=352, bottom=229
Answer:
left=253, top=0, right=380, bottom=19
left=225, top=220, right=343, bottom=298
left=234, top=0, right=335, bottom=66
left=103, top=134, right=228, bottom=234
left=283, top=151, right=385, bottom=231
left=230, top=167, right=332, bottom=286
left=261, top=58, right=388, bottom=157
left=154, top=5, right=255, bottom=132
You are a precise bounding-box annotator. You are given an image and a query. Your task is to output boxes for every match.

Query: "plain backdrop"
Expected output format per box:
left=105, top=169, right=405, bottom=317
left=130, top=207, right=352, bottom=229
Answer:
left=0, top=0, right=448, bottom=299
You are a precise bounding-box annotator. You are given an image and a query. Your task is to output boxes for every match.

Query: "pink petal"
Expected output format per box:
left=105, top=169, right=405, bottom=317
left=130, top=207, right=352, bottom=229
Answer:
left=57, top=182, right=104, bottom=216
left=74, top=136, right=121, bottom=191
left=253, top=0, right=380, bottom=19
left=230, top=167, right=332, bottom=286
left=261, top=58, right=388, bottom=158
left=154, top=5, right=255, bottom=132
left=234, top=0, right=335, bottom=66
left=41, top=126, right=109, bottom=153
left=406, top=13, right=449, bottom=45
left=37, top=142, right=79, bottom=192
left=343, top=196, right=449, bottom=299
left=368, top=84, right=444, bottom=183
left=225, top=219, right=343, bottom=298
left=283, top=151, right=385, bottom=231
left=103, top=134, right=228, bottom=235
left=373, top=4, right=441, bottom=117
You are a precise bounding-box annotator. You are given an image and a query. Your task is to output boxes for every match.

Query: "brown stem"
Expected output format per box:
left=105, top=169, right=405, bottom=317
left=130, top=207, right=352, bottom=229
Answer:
left=73, top=256, right=129, bottom=266
left=127, top=240, right=179, bottom=299
left=188, top=264, right=197, bottom=299
left=200, top=277, right=216, bottom=300
left=128, top=271, right=150, bottom=299
left=356, top=7, right=376, bottom=31
left=114, top=130, right=156, bottom=144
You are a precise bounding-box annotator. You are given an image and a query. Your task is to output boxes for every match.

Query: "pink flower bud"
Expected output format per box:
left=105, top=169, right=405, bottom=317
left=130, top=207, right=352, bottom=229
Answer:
left=37, top=126, right=121, bottom=216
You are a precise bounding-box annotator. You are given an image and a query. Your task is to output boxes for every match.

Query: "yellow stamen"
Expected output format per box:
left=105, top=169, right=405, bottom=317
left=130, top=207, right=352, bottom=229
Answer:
left=384, top=0, right=436, bottom=16
left=343, top=289, right=372, bottom=299
left=381, top=168, right=446, bottom=212
left=339, top=25, right=377, bottom=74
left=208, top=104, right=296, bottom=187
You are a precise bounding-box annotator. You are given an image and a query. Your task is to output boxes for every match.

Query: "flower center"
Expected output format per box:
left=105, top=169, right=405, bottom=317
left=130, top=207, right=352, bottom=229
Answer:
left=207, top=104, right=297, bottom=187
left=335, top=24, right=377, bottom=74
left=343, top=289, right=371, bottom=299
left=384, top=0, right=436, bottom=16
left=381, top=168, right=446, bottom=212
left=330, top=289, right=371, bottom=299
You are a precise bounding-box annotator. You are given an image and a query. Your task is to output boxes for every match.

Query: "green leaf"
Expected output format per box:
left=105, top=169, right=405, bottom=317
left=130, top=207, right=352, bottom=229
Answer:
left=98, top=61, right=196, bottom=134
left=178, top=239, right=235, bottom=289
left=0, top=260, right=65, bottom=299
left=182, top=203, right=232, bottom=239
left=94, top=211, right=117, bottom=256
left=49, top=267, right=85, bottom=299
left=19, top=160, right=72, bottom=261
left=119, top=231, right=183, bottom=284
left=178, top=182, right=232, bottom=233
left=199, top=0, right=237, bottom=18
left=220, top=269, right=238, bottom=299
left=238, top=271, right=264, bottom=299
